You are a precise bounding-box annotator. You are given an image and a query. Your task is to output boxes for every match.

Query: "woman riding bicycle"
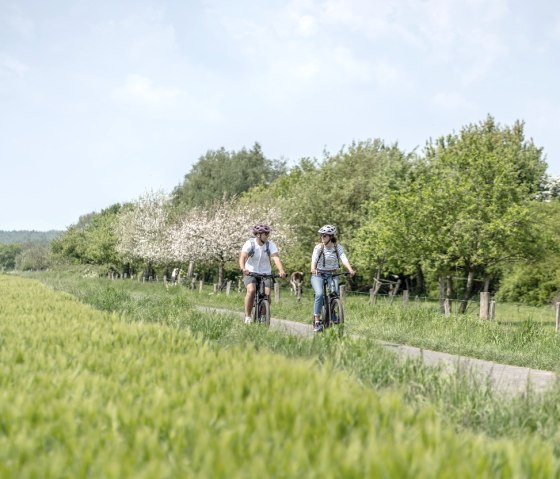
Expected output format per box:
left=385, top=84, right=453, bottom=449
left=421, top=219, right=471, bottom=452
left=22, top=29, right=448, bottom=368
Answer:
left=239, top=224, right=287, bottom=324
left=311, top=224, right=355, bottom=332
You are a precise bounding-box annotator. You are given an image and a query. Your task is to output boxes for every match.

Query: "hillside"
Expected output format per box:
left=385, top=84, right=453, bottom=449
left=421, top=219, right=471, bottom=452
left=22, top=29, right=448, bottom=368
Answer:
left=0, top=230, right=62, bottom=244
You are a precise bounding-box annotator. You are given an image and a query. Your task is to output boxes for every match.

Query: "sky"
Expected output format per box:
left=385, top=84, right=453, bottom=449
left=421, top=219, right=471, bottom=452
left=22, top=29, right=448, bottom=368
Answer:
left=1, top=0, right=560, bottom=231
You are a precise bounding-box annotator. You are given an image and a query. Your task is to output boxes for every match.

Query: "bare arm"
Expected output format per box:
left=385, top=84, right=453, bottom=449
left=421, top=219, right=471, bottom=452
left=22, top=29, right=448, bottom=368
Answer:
left=341, top=258, right=355, bottom=276
left=239, top=251, right=249, bottom=275
left=271, top=253, right=286, bottom=278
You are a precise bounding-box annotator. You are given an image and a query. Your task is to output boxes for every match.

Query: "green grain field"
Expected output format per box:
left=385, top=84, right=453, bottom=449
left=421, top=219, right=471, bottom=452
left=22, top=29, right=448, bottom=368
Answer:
left=2, top=274, right=560, bottom=478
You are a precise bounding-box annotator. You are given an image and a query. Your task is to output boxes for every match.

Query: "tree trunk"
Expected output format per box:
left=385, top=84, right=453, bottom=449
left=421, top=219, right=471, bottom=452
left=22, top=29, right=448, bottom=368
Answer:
left=389, top=276, right=402, bottom=304
left=438, top=276, right=446, bottom=313
left=369, top=268, right=382, bottom=304
left=458, top=269, right=475, bottom=314
left=415, top=264, right=425, bottom=295
left=446, top=275, right=453, bottom=300
left=483, top=275, right=490, bottom=293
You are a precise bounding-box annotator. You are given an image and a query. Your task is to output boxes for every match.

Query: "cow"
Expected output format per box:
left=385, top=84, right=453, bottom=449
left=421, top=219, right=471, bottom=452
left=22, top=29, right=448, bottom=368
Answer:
left=290, top=271, right=304, bottom=302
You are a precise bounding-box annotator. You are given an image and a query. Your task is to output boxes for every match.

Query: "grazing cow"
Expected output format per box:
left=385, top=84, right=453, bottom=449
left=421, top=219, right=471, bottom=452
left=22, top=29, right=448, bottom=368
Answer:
left=290, top=271, right=304, bottom=301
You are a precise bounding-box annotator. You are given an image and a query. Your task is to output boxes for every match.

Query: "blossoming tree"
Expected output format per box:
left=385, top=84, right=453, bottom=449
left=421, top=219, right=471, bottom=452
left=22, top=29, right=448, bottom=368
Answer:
left=115, top=190, right=173, bottom=270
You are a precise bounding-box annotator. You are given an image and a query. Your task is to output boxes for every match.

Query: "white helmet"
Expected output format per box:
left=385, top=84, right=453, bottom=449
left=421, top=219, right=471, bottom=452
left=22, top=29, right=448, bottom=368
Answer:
left=318, top=224, right=337, bottom=236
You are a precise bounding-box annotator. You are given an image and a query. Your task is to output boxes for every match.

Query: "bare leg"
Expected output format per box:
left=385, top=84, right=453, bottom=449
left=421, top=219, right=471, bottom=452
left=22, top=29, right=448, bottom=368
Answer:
left=244, top=284, right=256, bottom=317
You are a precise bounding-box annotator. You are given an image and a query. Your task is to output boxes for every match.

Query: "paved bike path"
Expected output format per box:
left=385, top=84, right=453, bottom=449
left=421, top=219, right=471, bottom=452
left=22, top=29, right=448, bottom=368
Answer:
left=198, top=306, right=557, bottom=395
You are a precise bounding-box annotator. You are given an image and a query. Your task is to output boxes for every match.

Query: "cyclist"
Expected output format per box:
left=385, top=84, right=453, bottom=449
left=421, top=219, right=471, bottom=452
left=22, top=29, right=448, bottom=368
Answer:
left=239, top=224, right=287, bottom=324
left=311, top=224, right=355, bottom=332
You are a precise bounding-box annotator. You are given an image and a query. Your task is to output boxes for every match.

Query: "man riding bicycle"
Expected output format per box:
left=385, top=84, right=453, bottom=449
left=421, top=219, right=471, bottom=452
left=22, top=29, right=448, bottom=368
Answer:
left=310, top=224, right=355, bottom=332
left=239, top=224, right=287, bottom=324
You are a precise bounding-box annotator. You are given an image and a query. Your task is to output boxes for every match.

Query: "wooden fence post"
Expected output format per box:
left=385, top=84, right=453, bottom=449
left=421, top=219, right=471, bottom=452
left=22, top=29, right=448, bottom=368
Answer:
left=339, top=285, right=345, bottom=301
left=226, top=280, right=232, bottom=296
left=489, top=300, right=496, bottom=320
left=369, top=288, right=376, bottom=305
left=556, top=302, right=560, bottom=333
left=480, top=292, right=490, bottom=319
left=402, top=290, right=409, bottom=306
left=443, top=298, right=451, bottom=317
left=198, top=280, right=203, bottom=293
left=274, top=282, right=280, bottom=304
left=213, top=284, right=218, bottom=293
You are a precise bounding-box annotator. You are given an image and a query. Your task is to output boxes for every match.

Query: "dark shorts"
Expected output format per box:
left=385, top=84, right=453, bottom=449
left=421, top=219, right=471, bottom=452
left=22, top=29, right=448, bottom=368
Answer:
left=244, top=275, right=272, bottom=288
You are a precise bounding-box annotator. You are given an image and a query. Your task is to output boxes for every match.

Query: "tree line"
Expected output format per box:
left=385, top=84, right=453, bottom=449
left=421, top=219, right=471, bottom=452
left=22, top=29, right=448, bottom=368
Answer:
left=43, top=116, right=560, bottom=308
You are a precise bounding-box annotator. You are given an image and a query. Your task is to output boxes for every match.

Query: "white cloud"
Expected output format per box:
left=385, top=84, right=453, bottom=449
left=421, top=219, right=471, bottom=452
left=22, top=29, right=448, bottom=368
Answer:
left=552, top=16, right=560, bottom=40
left=293, top=14, right=317, bottom=37
left=0, top=4, right=34, bottom=38
left=432, top=91, right=472, bottom=110
left=0, top=54, right=29, bottom=76
left=113, top=75, right=183, bottom=107
left=332, top=47, right=372, bottom=82
left=292, top=61, right=320, bottom=80
left=372, top=60, right=404, bottom=88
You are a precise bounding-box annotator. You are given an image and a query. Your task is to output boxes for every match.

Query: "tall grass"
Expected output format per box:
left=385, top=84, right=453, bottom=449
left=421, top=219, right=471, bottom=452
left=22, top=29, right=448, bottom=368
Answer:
left=18, top=272, right=560, bottom=456
left=115, top=276, right=560, bottom=372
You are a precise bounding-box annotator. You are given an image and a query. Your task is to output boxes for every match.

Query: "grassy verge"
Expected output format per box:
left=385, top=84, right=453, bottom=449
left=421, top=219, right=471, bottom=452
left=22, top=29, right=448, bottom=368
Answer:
left=34, top=271, right=560, bottom=371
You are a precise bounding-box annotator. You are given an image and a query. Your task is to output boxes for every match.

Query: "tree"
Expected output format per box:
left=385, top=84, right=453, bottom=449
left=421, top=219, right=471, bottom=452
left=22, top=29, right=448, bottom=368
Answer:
left=496, top=200, right=560, bottom=305
left=243, top=139, right=409, bottom=273
left=169, top=197, right=292, bottom=285
left=537, top=175, right=560, bottom=201
left=172, top=142, right=287, bottom=210
left=15, top=243, right=52, bottom=271
left=115, top=191, right=173, bottom=266
left=51, top=204, right=123, bottom=267
left=354, top=116, right=548, bottom=311
left=0, top=243, right=23, bottom=270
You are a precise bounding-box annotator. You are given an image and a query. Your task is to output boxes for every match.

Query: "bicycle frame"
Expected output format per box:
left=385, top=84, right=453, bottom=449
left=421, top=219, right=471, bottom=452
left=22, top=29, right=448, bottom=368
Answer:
left=247, top=272, right=276, bottom=325
left=316, top=271, right=348, bottom=331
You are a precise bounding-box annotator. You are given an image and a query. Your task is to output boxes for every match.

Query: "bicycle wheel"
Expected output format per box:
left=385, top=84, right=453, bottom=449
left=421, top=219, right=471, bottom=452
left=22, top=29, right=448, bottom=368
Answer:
left=331, top=298, right=344, bottom=335
left=259, top=299, right=270, bottom=326
left=251, top=298, right=259, bottom=324
left=330, top=298, right=344, bottom=328
left=321, top=303, right=330, bottom=329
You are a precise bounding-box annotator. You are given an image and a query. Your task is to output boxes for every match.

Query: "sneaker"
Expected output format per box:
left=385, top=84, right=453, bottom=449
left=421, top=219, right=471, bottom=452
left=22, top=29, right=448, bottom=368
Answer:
left=244, top=316, right=252, bottom=324
left=313, top=321, right=323, bottom=332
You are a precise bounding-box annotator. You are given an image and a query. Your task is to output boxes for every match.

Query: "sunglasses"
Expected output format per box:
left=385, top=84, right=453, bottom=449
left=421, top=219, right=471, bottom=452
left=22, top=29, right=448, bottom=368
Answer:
left=259, top=232, right=270, bottom=236
left=320, top=234, right=331, bottom=237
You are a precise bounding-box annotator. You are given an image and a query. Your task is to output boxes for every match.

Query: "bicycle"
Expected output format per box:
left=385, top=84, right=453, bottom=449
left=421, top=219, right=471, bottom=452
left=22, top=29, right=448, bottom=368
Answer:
left=314, top=271, right=350, bottom=333
left=247, top=272, right=278, bottom=326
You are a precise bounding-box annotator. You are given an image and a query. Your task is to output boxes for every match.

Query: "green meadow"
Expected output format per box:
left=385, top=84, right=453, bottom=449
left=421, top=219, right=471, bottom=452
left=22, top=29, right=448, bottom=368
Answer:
left=2, top=273, right=560, bottom=477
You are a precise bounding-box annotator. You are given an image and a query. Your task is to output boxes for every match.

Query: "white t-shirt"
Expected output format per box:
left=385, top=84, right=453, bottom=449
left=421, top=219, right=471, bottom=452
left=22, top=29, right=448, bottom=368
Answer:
left=242, top=238, right=279, bottom=274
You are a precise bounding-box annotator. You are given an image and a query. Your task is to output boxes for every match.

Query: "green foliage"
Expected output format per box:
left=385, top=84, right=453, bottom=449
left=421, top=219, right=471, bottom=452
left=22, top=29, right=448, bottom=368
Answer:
left=51, top=204, right=123, bottom=267
left=354, top=116, right=548, bottom=297
left=172, top=142, right=287, bottom=211
left=0, top=243, right=23, bottom=270
left=14, top=244, right=52, bottom=271
left=495, top=201, right=560, bottom=304
left=243, top=139, right=409, bottom=273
